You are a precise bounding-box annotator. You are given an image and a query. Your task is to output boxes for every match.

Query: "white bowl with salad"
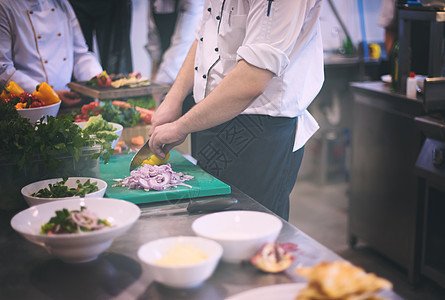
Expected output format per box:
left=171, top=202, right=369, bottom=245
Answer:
left=10, top=197, right=140, bottom=263
left=21, top=177, right=107, bottom=207
left=75, top=115, right=123, bottom=150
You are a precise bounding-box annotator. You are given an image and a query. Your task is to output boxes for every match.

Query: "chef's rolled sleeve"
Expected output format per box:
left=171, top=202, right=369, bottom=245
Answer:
left=233, top=0, right=309, bottom=77
left=237, top=44, right=289, bottom=77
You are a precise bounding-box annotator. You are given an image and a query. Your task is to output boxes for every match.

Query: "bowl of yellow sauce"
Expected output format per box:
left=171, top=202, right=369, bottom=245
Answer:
left=137, top=236, right=223, bottom=288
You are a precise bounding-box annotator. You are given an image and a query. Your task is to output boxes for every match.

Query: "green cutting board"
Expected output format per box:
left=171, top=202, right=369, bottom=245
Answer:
left=99, top=151, right=231, bottom=204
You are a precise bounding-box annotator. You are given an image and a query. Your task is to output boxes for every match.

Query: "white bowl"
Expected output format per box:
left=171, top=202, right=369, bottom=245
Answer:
left=21, top=177, right=108, bottom=207
left=192, top=210, right=282, bottom=263
left=17, top=101, right=61, bottom=123
left=75, top=121, right=123, bottom=150
left=137, top=236, right=223, bottom=288
left=10, top=198, right=140, bottom=263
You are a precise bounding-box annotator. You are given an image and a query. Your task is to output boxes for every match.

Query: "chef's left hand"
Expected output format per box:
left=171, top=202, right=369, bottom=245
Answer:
left=57, top=90, right=82, bottom=107
left=149, top=121, right=187, bottom=159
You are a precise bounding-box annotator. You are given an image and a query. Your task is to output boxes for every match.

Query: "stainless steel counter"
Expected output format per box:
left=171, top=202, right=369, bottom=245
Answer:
left=0, top=186, right=403, bottom=300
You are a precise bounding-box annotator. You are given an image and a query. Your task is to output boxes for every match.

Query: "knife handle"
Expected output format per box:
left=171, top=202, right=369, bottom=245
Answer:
left=187, top=197, right=238, bottom=213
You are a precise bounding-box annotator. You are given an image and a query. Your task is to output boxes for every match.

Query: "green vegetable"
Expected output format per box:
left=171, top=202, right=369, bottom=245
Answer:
left=100, top=100, right=140, bottom=128
left=127, top=96, right=156, bottom=110
left=0, top=100, right=114, bottom=172
left=31, top=177, right=99, bottom=198
left=83, top=115, right=116, bottom=135
left=40, top=206, right=110, bottom=234
left=40, top=208, right=75, bottom=234
left=82, top=115, right=118, bottom=163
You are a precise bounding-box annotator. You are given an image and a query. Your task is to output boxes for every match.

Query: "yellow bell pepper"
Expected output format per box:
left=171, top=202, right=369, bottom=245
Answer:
left=0, top=81, right=24, bottom=99
left=32, top=82, right=60, bottom=105
left=142, top=153, right=170, bottom=166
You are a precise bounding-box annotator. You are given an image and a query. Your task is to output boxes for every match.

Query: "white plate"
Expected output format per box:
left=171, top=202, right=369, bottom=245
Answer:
left=225, top=283, right=306, bottom=300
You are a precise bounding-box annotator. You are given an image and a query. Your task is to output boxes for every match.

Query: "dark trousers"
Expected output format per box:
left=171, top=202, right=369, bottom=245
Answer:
left=69, top=0, right=133, bottom=74
left=184, top=96, right=304, bottom=220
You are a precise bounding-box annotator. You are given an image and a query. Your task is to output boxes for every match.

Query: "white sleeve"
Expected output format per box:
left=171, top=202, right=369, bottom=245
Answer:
left=154, top=0, right=204, bottom=84
left=236, top=0, right=318, bottom=77
left=377, top=0, right=396, bottom=28
left=0, top=4, right=39, bottom=92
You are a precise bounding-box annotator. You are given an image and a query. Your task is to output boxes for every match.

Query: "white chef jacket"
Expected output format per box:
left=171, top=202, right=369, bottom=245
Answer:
left=0, top=0, right=102, bottom=93
left=193, top=0, right=324, bottom=151
left=145, top=0, right=204, bottom=85
left=378, top=0, right=396, bottom=29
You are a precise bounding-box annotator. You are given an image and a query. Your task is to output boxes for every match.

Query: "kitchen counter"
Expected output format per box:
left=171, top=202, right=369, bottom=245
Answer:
left=0, top=185, right=403, bottom=299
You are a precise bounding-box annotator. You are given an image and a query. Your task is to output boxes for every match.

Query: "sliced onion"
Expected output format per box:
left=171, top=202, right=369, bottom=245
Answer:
left=72, top=209, right=99, bottom=230
left=113, top=163, right=193, bottom=191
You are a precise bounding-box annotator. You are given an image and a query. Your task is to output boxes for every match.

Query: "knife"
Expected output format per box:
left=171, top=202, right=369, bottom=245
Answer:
left=130, top=139, right=152, bottom=171
left=140, top=196, right=238, bottom=217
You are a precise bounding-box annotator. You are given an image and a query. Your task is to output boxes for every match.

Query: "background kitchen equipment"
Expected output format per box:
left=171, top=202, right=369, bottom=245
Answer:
left=415, top=113, right=445, bottom=289
left=419, top=0, right=445, bottom=7
left=396, top=7, right=445, bottom=93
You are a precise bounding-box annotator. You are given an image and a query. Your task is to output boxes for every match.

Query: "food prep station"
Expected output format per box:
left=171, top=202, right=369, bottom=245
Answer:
left=0, top=88, right=404, bottom=298
left=0, top=28, right=410, bottom=298
left=0, top=181, right=404, bottom=299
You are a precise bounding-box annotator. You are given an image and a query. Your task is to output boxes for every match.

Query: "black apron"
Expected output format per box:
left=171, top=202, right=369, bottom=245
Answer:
left=68, top=0, right=133, bottom=74
left=151, top=0, right=179, bottom=58
left=183, top=96, right=304, bottom=221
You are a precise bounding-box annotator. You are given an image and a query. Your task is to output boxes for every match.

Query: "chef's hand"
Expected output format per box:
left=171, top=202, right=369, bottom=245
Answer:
left=149, top=94, right=183, bottom=136
left=57, top=90, right=82, bottom=107
left=149, top=121, right=187, bottom=159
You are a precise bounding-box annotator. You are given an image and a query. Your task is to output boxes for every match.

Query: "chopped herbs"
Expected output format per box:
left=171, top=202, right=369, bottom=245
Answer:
left=0, top=100, right=116, bottom=171
left=40, top=206, right=111, bottom=235
left=31, top=177, right=99, bottom=198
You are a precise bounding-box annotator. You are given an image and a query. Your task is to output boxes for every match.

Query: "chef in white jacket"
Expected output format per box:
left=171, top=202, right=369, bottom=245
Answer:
left=149, top=0, right=324, bottom=220
left=146, top=0, right=204, bottom=85
left=0, top=0, right=102, bottom=106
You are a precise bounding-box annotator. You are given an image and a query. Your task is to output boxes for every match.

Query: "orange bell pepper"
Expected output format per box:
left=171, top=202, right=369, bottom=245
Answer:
left=32, top=82, right=60, bottom=105
left=0, top=81, right=24, bottom=99
left=14, top=102, right=26, bottom=110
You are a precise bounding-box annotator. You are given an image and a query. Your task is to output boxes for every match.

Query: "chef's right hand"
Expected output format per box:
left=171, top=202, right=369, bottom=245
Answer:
left=149, top=121, right=187, bottom=159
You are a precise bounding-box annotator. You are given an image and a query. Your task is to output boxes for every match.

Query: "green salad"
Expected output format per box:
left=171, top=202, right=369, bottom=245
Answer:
left=40, top=206, right=110, bottom=235
left=82, top=115, right=117, bottom=136
left=31, top=177, right=99, bottom=198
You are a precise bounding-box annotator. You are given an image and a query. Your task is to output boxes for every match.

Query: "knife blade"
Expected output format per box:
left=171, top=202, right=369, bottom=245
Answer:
left=140, top=196, right=238, bottom=217
left=130, top=139, right=152, bottom=171
left=187, top=197, right=238, bottom=213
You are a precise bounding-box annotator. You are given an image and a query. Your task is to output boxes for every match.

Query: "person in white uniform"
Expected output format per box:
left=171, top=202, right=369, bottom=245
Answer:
left=149, top=0, right=324, bottom=220
left=146, top=0, right=204, bottom=86
left=0, top=0, right=103, bottom=106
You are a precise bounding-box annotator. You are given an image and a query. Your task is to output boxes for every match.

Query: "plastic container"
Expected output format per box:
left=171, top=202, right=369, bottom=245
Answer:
left=0, top=145, right=101, bottom=211
left=406, top=72, right=417, bottom=98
